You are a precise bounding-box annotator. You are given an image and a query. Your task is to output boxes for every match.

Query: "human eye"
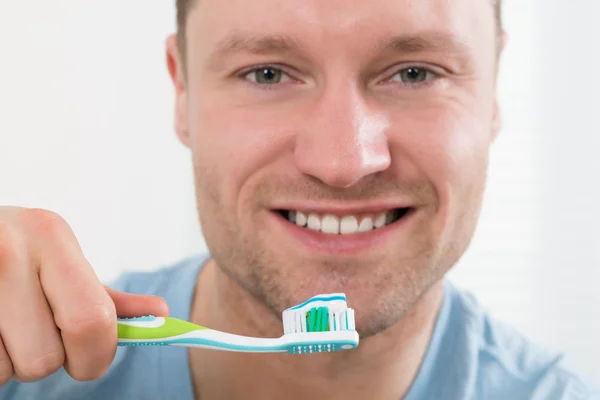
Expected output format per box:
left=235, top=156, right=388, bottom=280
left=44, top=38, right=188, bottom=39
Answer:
left=242, top=65, right=294, bottom=86
left=385, top=66, right=440, bottom=88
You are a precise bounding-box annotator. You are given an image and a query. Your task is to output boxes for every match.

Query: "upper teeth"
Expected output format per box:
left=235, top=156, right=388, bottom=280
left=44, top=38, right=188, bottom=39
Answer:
left=288, top=211, right=397, bottom=235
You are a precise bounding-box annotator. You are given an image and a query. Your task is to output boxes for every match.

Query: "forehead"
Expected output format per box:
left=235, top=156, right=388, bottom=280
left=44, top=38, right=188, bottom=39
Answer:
left=187, top=0, right=495, bottom=61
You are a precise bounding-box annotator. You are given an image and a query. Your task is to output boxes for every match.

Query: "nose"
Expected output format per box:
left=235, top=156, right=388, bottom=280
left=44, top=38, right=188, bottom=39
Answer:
left=294, top=84, right=391, bottom=188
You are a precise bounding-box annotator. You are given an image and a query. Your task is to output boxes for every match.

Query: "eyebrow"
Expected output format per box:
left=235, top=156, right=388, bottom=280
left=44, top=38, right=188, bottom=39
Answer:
left=206, top=31, right=472, bottom=71
left=376, top=32, right=472, bottom=56
left=206, top=34, right=303, bottom=71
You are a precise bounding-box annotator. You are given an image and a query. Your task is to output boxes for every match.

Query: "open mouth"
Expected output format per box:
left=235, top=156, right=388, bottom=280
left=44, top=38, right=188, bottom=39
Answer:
left=275, top=208, right=412, bottom=235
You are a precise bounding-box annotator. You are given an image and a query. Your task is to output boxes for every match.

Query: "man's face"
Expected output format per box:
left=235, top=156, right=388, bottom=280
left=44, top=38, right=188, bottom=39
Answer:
left=172, top=0, right=500, bottom=337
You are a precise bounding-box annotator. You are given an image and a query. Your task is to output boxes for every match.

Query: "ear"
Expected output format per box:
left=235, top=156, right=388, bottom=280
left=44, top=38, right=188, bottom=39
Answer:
left=492, top=32, right=507, bottom=142
left=166, top=34, right=190, bottom=148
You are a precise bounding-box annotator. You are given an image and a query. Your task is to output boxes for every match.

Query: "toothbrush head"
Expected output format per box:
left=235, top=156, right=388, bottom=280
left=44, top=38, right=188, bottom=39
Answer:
left=281, top=293, right=359, bottom=354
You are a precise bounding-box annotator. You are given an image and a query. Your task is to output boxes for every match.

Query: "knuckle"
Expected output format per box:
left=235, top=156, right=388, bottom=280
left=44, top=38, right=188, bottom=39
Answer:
left=16, top=349, right=64, bottom=382
left=0, top=226, right=22, bottom=273
left=19, top=208, right=68, bottom=237
left=0, top=236, right=16, bottom=267
left=0, top=220, right=13, bottom=244
left=62, top=301, right=116, bottom=337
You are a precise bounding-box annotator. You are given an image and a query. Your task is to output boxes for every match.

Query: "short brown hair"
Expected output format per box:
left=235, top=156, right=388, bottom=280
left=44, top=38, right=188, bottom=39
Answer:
left=176, top=0, right=503, bottom=67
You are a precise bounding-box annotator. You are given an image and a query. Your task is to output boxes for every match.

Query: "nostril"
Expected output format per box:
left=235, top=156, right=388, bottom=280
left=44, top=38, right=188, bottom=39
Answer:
left=316, top=168, right=364, bottom=189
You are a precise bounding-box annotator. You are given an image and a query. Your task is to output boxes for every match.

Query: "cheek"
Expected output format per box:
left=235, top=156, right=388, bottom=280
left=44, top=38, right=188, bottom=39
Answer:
left=392, top=101, right=492, bottom=204
left=188, top=95, right=294, bottom=210
left=389, top=101, right=492, bottom=263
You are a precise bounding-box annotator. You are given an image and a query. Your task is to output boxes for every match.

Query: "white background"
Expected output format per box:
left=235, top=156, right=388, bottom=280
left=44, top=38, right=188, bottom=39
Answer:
left=0, top=0, right=598, bottom=381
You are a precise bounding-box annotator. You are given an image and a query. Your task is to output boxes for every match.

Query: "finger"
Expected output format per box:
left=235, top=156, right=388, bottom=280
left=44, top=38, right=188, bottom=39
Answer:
left=0, top=221, right=64, bottom=383
left=105, top=287, right=169, bottom=318
left=18, top=209, right=117, bottom=382
left=0, top=335, right=14, bottom=386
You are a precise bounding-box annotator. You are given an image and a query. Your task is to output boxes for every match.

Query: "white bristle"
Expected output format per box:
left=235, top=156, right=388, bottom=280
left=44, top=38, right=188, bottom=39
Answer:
left=295, top=312, right=301, bottom=333
left=329, top=312, right=335, bottom=331
left=336, top=312, right=342, bottom=331
left=333, top=311, right=338, bottom=331
left=301, top=311, right=307, bottom=333
left=343, top=310, right=349, bottom=331
left=348, top=309, right=355, bottom=330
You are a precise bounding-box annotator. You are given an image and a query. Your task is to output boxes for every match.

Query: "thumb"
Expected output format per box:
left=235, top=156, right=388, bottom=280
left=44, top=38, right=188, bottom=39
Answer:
left=105, top=286, right=170, bottom=318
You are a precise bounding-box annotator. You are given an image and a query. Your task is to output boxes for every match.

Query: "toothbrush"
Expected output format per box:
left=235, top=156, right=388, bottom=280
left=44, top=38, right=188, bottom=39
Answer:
left=117, top=293, right=359, bottom=354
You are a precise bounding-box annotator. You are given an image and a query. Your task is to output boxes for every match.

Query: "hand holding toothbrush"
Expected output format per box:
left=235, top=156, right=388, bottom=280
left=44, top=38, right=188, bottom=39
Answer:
left=0, top=207, right=169, bottom=385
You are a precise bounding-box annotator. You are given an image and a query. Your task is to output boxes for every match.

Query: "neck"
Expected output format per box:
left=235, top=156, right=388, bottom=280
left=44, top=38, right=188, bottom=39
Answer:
left=188, top=259, right=444, bottom=400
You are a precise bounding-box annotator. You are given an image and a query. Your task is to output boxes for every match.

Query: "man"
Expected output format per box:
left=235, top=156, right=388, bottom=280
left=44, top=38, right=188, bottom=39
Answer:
left=0, top=0, right=597, bottom=399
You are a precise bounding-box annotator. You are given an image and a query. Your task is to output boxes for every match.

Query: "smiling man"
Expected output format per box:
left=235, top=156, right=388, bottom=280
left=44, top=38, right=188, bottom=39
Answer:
left=0, top=0, right=598, bottom=399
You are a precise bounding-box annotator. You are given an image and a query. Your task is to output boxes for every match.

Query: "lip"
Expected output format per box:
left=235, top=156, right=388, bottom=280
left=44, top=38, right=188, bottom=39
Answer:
left=269, top=208, right=416, bottom=256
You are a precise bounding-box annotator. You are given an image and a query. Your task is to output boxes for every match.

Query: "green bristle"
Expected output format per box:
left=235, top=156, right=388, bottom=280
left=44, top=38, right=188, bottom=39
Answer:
left=307, top=307, right=317, bottom=332
left=322, top=307, right=329, bottom=331
left=314, top=308, right=321, bottom=332
left=306, top=307, right=330, bottom=332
